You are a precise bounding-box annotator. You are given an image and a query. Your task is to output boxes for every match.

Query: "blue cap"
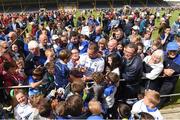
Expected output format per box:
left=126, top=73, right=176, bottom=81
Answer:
left=166, top=42, right=179, bottom=51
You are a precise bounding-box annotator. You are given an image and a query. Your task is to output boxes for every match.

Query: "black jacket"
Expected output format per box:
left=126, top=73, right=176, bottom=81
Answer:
left=121, top=55, right=143, bottom=84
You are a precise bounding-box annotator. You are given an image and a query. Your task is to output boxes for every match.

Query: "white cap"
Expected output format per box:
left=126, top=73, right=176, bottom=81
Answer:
left=28, top=40, right=39, bottom=50
left=132, top=25, right=140, bottom=31
left=52, top=34, right=59, bottom=40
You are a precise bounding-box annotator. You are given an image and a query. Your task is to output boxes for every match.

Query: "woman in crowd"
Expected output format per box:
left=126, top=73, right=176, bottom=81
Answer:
left=142, top=49, right=164, bottom=91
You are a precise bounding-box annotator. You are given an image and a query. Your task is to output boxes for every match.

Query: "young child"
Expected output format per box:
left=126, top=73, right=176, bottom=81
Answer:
left=38, top=99, right=55, bottom=119
left=66, top=80, right=85, bottom=99
left=15, top=58, right=26, bottom=84
left=87, top=100, right=103, bottom=120
left=44, top=48, right=55, bottom=66
left=131, top=89, right=163, bottom=120
left=145, top=40, right=162, bottom=56
left=133, top=112, right=154, bottom=120
left=65, top=94, right=87, bottom=119
left=103, top=72, right=119, bottom=118
left=41, top=62, right=56, bottom=96
left=55, top=101, right=66, bottom=119
left=28, top=67, right=44, bottom=96
left=14, top=90, right=33, bottom=120
left=137, top=42, right=145, bottom=59
left=61, top=68, right=83, bottom=99
left=116, top=102, right=131, bottom=119
left=88, top=72, right=106, bottom=101
left=54, top=49, right=71, bottom=88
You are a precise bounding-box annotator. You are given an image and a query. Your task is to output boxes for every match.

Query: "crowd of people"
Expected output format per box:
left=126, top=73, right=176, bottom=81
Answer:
left=0, top=6, right=180, bottom=119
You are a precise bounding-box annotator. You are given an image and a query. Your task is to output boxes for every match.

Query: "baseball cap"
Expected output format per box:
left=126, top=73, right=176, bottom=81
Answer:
left=166, top=42, right=179, bottom=51
left=132, top=25, right=140, bottom=31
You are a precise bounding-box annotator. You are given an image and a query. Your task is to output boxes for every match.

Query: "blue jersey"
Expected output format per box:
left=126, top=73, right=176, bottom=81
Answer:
left=54, top=59, right=70, bottom=88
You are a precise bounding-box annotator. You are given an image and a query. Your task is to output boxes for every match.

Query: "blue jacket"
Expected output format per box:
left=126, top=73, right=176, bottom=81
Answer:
left=55, top=59, right=69, bottom=88
left=28, top=76, right=42, bottom=96
left=164, top=55, right=180, bottom=74
left=139, top=19, right=146, bottom=33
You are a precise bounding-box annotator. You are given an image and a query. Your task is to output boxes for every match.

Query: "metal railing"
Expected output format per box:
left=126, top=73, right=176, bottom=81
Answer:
left=0, top=74, right=179, bottom=98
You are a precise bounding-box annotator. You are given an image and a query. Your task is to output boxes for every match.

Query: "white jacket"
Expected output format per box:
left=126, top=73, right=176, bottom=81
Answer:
left=143, top=56, right=164, bottom=80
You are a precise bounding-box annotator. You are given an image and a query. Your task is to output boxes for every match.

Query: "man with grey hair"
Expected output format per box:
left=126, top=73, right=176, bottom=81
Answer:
left=24, top=40, right=46, bottom=75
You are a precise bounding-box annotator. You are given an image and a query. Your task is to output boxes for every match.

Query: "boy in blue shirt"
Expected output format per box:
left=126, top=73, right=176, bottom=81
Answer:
left=54, top=49, right=71, bottom=88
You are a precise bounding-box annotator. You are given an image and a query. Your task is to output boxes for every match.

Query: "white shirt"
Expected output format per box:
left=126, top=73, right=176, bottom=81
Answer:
left=131, top=99, right=163, bottom=120
left=79, top=53, right=105, bottom=76
left=14, top=103, right=33, bottom=120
